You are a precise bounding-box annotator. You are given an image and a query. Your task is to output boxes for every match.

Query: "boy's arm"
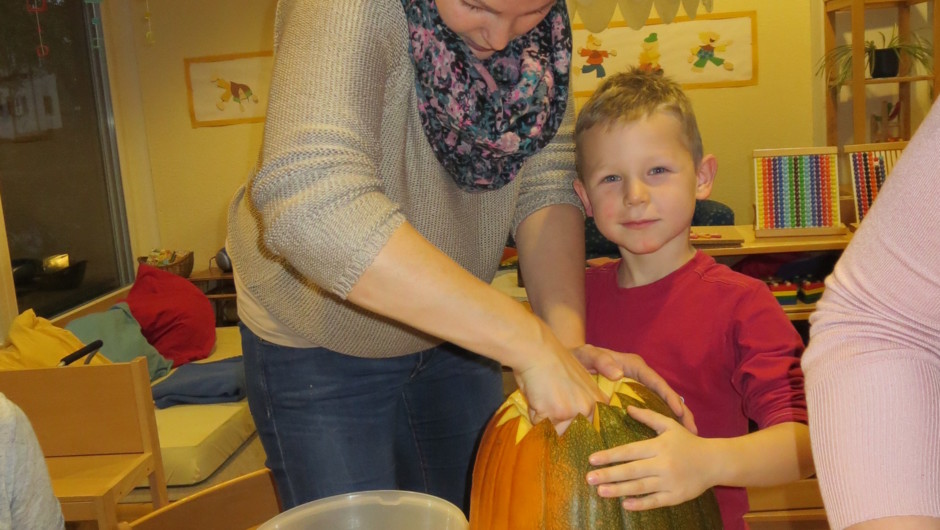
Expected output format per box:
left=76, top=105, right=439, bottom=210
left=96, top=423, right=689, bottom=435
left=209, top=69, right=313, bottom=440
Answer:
left=696, top=421, right=813, bottom=488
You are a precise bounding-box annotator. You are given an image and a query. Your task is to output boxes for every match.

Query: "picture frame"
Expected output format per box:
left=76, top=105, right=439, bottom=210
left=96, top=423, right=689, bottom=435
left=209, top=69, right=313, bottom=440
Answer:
left=184, top=51, right=273, bottom=128
left=572, top=11, right=757, bottom=104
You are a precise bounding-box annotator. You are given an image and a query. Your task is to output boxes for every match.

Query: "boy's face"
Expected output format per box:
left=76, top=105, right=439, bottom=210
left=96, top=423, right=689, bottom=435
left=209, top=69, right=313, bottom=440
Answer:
left=574, top=111, right=716, bottom=257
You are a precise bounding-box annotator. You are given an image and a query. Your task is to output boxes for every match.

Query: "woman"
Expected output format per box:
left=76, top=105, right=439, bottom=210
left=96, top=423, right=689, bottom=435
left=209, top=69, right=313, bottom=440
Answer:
left=802, top=98, right=940, bottom=529
left=226, top=0, right=689, bottom=511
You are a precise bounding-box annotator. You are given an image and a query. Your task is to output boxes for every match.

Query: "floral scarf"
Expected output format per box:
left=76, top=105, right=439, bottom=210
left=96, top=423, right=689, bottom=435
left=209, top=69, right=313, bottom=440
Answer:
left=401, top=0, right=571, bottom=191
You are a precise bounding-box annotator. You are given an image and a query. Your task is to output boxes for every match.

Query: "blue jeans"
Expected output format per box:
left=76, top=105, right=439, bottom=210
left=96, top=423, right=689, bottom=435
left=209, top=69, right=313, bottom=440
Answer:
left=239, top=324, right=504, bottom=513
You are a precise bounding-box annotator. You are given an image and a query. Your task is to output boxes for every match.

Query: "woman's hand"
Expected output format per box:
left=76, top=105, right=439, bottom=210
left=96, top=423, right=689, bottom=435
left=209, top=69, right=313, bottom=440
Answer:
left=572, top=345, right=696, bottom=434
left=513, top=325, right=608, bottom=435
left=585, top=406, right=715, bottom=510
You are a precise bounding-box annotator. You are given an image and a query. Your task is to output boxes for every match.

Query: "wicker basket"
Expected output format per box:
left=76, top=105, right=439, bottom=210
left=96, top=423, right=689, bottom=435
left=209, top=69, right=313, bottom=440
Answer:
left=137, top=251, right=194, bottom=278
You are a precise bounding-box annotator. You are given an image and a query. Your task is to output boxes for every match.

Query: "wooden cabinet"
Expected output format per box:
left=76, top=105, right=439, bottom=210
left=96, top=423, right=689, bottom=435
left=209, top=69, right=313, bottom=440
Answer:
left=823, top=0, right=939, bottom=145
left=189, top=267, right=238, bottom=326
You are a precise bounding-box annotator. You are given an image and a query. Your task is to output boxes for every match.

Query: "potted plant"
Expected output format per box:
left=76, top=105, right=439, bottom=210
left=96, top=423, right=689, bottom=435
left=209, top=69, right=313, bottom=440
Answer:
left=815, top=29, right=933, bottom=86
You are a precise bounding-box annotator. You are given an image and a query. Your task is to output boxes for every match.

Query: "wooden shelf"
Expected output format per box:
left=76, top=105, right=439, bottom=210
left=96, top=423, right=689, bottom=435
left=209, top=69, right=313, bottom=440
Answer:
left=698, top=225, right=852, bottom=258
left=827, top=0, right=930, bottom=13
left=864, top=74, right=933, bottom=84
left=823, top=0, right=940, bottom=144
left=189, top=268, right=237, bottom=325
left=782, top=301, right=819, bottom=322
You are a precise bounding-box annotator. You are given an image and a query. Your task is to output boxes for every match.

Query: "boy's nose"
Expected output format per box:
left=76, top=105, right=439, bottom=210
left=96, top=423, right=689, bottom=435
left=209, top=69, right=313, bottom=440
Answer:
left=623, top=180, right=649, bottom=206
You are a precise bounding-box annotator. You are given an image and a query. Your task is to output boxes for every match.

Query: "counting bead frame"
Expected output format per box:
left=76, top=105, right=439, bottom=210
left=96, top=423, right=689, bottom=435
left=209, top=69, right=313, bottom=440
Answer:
left=753, top=147, right=846, bottom=238
left=844, top=141, right=906, bottom=223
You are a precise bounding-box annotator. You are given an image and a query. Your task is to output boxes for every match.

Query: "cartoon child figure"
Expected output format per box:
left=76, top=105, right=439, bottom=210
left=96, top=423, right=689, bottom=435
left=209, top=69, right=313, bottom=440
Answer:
left=637, top=33, right=663, bottom=75
left=579, top=34, right=617, bottom=79
left=211, top=74, right=260, bottom=112
left=689, top=31, right=734, bottom=72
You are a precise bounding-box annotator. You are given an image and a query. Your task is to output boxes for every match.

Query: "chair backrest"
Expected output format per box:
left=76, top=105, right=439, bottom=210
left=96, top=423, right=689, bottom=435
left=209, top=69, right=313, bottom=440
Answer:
left=0, top=357, right=157, bottom=458
left=692, top=199, right=735, bottom=226
left=118, top=468, right=282, bottom=530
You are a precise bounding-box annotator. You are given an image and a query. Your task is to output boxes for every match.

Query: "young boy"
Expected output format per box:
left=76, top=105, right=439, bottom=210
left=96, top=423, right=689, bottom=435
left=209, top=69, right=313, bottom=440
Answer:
left=572, top=69, right=814, bottom=530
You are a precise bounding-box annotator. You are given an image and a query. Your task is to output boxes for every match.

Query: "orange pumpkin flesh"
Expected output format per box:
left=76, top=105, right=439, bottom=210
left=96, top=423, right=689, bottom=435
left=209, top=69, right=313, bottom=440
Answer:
left=469, top=376, right=723, bottom=530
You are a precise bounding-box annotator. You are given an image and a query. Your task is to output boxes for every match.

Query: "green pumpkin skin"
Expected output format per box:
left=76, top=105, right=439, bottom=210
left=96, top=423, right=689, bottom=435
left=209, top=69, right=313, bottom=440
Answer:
left=470, top=378, right=725, bottom=530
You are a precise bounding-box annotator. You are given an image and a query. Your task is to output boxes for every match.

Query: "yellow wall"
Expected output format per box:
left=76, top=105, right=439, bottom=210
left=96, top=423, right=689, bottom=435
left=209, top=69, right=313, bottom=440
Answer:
left=112, top=1, right=823, bottom=265
left=692, top=1, right=819, bottom=223
left=110, top=0, right=277, bottom=268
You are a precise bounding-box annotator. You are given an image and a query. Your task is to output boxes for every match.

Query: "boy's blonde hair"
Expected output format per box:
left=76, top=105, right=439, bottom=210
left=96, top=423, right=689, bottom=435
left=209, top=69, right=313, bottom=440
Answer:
left=574, top=68, right=704, bottom=179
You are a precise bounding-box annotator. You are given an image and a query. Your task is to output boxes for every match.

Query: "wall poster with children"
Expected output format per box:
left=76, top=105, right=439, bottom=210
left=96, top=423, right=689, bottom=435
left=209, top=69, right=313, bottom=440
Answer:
left=572, top=11, right=756, bottom=100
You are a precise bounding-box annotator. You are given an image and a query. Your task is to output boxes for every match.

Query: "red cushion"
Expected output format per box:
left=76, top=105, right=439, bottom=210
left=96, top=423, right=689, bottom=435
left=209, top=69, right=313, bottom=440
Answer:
left=126, top=264, right=216, bottom=367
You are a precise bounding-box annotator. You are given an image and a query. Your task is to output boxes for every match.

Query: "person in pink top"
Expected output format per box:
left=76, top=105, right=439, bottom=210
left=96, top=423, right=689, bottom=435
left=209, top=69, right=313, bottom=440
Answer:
left=801, top=99, right=940, bottom=530
left=571, top=69, right=815, bottom=530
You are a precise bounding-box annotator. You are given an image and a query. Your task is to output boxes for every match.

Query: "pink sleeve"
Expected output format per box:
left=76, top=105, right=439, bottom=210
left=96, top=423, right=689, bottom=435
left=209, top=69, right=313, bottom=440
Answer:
left=801, top=101, right=940, bottom=529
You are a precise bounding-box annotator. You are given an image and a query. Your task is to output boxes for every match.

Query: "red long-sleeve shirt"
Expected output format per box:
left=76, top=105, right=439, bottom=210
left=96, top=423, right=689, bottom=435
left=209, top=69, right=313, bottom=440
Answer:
left=586, top=251, right=807, bottom=530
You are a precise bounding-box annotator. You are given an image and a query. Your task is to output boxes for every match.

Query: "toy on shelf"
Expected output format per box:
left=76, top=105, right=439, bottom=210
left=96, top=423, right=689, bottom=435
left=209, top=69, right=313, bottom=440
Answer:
left=844, top=141, right=906, bottom=223
left=753, top=147, right=845, bottom=238
left=765, top=279, right=798, bottom=306
left=797, top=277, right=826, bottom=304
left=689, top=225, right=745, bottom=247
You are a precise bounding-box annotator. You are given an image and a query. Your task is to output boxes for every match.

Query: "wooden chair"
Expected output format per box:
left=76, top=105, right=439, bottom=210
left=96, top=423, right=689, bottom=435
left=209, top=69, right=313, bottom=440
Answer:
left=0, top=357, right=168, bottom=529
left=117, top=468, right=281, bottom=530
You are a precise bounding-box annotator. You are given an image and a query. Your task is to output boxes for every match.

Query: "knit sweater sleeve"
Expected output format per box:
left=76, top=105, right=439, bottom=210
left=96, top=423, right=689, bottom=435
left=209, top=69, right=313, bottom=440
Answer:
left=248, top=0, right=407, bottom=298
left=0, top=395, right=64, bottom=530
left=801, top=101, right=940, bottom=528
left=511, top=93, right=582, bottom=236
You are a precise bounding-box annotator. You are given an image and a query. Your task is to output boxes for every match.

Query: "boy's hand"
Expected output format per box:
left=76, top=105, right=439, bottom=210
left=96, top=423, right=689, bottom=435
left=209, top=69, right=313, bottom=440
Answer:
left=585, top=406, right=716, bottom=510
left=572, top=345, right=697, bottom=434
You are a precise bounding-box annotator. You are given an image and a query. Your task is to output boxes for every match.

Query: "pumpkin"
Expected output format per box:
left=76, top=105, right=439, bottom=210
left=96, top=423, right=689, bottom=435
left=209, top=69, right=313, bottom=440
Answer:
left=469, top=376, right=724, bottom=529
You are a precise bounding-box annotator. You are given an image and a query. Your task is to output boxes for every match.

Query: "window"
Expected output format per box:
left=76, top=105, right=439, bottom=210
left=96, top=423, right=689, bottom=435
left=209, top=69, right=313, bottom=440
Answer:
left=0, top=0, right=132, bottom=320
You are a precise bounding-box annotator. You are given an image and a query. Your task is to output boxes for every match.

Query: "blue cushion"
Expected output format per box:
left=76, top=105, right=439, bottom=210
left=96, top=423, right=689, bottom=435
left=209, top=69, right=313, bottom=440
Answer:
left=65, top=302, right=173, bottom=381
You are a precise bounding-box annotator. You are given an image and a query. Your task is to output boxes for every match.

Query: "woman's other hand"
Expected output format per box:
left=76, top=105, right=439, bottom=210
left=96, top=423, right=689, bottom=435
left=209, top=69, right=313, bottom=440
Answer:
left=573, top=344, right=696, bottom=434
left=513, top=324, right=607, bottom=434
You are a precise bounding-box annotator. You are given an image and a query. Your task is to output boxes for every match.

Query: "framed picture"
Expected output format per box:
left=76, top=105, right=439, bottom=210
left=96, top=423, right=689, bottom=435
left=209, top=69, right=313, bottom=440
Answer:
left=184, top=51, right=273, bottom=128
left=572, top=11, right=757, bottom=102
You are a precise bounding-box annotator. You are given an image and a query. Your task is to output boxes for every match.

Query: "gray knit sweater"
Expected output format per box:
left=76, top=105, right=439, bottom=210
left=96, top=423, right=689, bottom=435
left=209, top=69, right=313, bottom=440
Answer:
left=226, top=0, right=580, bottom=358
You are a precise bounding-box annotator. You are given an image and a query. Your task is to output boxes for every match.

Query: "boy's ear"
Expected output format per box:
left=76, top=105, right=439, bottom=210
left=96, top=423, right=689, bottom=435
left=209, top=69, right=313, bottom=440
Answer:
left=573, top=178, right=595, bottom=217
left=695, top=154, right=717, bottom=200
